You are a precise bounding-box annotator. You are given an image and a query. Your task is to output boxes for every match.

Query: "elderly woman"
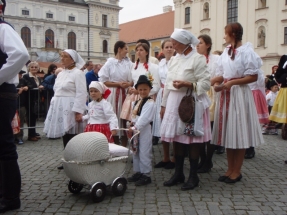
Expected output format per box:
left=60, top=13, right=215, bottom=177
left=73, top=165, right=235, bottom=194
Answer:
left=161, top=29, right=211, bottom=191
left=22, top=61, right=44, bottom=141
left=43, top=49, right=87, bottom=169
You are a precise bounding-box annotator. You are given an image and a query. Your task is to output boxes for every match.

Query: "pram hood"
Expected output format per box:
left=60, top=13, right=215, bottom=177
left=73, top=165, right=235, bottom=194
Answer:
left=63, top=132, right=110, bottom=163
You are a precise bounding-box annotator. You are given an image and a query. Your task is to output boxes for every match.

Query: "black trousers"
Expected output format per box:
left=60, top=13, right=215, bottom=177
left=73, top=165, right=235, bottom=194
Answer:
left=0, top=83, right=18, bottom=160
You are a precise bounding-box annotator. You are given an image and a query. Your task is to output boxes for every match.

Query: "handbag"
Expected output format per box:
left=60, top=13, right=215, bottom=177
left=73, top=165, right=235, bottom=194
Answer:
left=178, top=88, right=195, bottom=123
left=177, top=92, right=204, bottom=137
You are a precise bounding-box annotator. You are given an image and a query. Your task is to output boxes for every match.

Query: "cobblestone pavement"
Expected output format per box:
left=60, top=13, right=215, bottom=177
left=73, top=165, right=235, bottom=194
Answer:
left=2, top=125, right=287, bottom=215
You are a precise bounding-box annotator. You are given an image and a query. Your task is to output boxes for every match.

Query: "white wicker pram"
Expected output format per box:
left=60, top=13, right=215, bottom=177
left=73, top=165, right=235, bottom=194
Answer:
left=62, top=130, right=138, bottom=202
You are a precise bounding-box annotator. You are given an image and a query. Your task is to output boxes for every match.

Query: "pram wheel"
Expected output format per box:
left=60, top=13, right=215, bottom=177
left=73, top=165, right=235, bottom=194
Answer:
left=111, top=177, right=127, bottom=196
left=68, top=180, right=83, bottom=194
left=91, top=182, right=106, bottom=203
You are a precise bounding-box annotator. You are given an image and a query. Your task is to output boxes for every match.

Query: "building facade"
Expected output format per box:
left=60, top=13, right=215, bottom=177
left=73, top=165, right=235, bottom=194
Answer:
left=5, top=0, right=121, bottom=64
left=119, top=6, right=174, bottom=62
left=173, top=0, right=287, bottom=74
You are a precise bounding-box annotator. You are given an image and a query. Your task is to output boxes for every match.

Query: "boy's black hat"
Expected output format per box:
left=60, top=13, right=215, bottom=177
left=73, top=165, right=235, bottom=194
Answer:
left=266, top=80, right=278, bottom=90
left=135, top=75, right=153, bottom=89
left=19, top=70, right=26, bottom=74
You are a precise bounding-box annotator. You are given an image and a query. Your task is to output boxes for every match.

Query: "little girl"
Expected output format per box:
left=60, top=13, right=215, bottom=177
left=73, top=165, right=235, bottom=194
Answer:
left=83, top=81, right=118, bottom=143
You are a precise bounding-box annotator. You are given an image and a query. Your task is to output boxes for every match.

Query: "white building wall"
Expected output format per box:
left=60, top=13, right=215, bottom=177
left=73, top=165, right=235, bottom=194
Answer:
left=4, top=0, right=121, bottom=63
left=173, top=0, right=287, bottom=75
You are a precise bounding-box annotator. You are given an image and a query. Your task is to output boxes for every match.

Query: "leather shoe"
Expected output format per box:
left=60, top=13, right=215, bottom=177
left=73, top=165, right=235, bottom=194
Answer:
left=28, top=137, right=38, bottom=141
left=218, top=175, right=229, bottom=182
left=57, top=165, right=64, bottom=170
left=224, top=174, right=242, bottom=184
left=216, top=146, right=225, bottom=154
left=163, top=174, right=185, bottom=186
left=0, top=198, right=21, bottom=213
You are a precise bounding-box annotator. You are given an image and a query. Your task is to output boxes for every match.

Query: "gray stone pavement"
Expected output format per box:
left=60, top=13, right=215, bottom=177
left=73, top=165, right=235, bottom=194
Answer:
left=2, top=124, right=287, bottom=215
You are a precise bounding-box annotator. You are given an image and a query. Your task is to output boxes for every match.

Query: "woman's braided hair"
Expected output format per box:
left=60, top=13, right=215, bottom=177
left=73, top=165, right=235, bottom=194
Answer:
left=225, top=22, right=243, bottom=60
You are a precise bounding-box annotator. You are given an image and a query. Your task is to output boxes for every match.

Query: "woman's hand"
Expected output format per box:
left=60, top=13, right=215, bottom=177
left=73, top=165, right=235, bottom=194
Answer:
left=160, top=107, right=166, bottom=119
left=120, top=82, right=130, bottom=89
left=111, top=130, right=117, bottom=136
left=127, top=128, right=133, bottom=139
left=222, top=81, right=233, bottom=90
left=214, top=84, right=224, bottom=92
left=23, top=86, right=28, bottom=91
left=38, top=85, right=44, bottom=90
left=173, top=80, right=186, bottom=89
left=75, top=113, right=83, bottom=123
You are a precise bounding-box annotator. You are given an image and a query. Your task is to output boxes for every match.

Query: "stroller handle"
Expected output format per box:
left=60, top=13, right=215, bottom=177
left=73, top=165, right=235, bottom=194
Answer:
left=113, top=128, right=140, bottom=143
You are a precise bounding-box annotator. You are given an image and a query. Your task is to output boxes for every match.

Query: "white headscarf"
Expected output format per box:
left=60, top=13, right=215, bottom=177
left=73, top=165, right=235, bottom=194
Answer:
left=89, top=81, right=111, bottom=99
left=171, top=28, right=200, bottom=47
left=63, top=49, right=85, bottom=69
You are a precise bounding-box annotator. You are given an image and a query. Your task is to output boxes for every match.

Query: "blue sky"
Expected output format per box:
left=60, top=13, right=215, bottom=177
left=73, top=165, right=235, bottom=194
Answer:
left=119, top=0, right=174, bottom=24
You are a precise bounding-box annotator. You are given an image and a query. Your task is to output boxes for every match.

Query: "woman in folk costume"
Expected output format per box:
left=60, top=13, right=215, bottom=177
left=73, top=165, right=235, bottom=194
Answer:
left=195, top=34, right=221, bottom=173
left=43, top=49, right=87, bottom=169
left=269, top=54, right=287, bottom=142
left=245, top=69, right=269, bottom=159
left=120, top=43, right=160, bottom=121
left=161, top=29, right=211, bottom=191
left=212, top=22, right=264, bottom=183
left=127, top=75, right=156, bottom=186
left=98, top=41, right=133, bottom=146
left=83, top=81, right=118, bottom=143
left=153, top=39, right=176, bottom=169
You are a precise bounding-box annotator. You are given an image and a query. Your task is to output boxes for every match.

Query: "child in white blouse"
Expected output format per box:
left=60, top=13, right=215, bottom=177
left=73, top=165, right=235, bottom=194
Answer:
left=83, top=81, right=118, bottom=143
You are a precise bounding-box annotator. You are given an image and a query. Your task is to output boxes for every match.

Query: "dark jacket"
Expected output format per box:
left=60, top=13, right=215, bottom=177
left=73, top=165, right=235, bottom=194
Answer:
left=16, top=78, right=28, bottom=107
left=275, top=55, right=287, bottom=88
left=22, top=73, right=42, bottom=104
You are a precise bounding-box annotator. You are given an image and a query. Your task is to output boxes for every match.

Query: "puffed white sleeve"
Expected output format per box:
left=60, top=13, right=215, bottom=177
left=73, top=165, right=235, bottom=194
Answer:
left=149, top=64, right=160, bottom=95
left=103, top=101, right=119, bottom=130
left=215, top=54, right=224, bottom=77
left=134, top=100, right=156, bottom=131
left=72, top=70, right=87, bottom=114
left=243, top=49, right=262, bottom=76
left=98, top=61, right=110, bottom=82
left=0, top=24, right=30, bottom=85
left=193, top=54, right=211, bottom=96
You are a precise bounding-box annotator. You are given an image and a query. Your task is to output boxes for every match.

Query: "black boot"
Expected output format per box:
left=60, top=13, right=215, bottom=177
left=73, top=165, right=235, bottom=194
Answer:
left=216, top=146, right=225, bottom=154
left=197, top=160, right=213, bottom=173
left=181, top=158, right=199, bottom=191
left=163, top=156, right=185, bottom=186
left=244, top=147, right=255, bottom=159
left=0, top=160, right=21, bottom=213
left=152, top=136, right=159, bottom=145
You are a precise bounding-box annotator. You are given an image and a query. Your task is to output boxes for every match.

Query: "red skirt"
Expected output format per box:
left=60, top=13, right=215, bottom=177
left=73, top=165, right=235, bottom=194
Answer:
left=84, top=124, right=114, bottom=143
left=252, top=89, right=269, bottom=124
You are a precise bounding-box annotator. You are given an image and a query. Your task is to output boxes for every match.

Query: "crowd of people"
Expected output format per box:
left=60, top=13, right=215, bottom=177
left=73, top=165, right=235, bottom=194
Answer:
left=0, top=0, right=286, bottom=210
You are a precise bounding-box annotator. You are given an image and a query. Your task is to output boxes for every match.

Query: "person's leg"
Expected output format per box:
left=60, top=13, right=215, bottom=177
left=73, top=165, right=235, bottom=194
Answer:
left=181, top=143, right=200, bottom=190
left=154, top=141, right=171, bottom=168
left=245, top=147, right=255, bottom=159
left=198, top=141, right=215, bottom=173
left=230, top=149, right=245, bottom=179
left=0, top=84, right=21, bottom=212
left=198, top=143, right=206, bottom=170
left=163, top=142, right=185, bottom=187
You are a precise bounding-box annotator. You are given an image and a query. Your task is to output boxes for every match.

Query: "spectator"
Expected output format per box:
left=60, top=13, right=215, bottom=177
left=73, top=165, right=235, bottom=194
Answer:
left=85, top=64, right=100, bottom=88
left=42, top=67, right=63, bottom=98
left=44, top=63, right=57, bottom=80
left=83, top=60, right=93, bottom=74
left=14, top=70, right=28, bottom=145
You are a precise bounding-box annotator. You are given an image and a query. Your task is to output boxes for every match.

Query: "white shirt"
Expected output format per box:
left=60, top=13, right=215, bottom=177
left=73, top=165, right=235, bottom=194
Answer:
left=266, top=91, right=278, bottom=107
left=128, top=62, right=160, bottom=96
left=0, top=22, right=30, bottom=85
left=207, top=54, right=220, bottom=79
left=99, top=57, right=133, bottom=83
left=149, top=56, right=159, bottom=65
left=53, top=67, right=87, bottom=114
left=248, top=69, right=266, bottom=96
left=216, top=42, right=262, bottom=80
left=158, top=59, right=169, bottom=86
left=82, top=99, right=118, bottom=130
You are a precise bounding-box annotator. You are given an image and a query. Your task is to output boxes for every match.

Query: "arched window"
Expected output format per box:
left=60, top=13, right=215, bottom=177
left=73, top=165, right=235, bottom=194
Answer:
left=227, top=0, right=238, bottom=24
left=68, top=32, right=76, bottom=50
left=45, top=29, right=54, bottom=48
left=21, top=27, right=31, bottom=48
left=203, top=2, right=209, bottom=19
left=103, top=40, right=108, bottom=53
left=185, top=7, right=190, bottom=24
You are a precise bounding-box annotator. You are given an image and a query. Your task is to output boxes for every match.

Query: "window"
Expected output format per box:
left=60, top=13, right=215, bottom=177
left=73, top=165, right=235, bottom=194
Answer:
left=68, top=32, right=76, bottom=50
left=284, top=27, right=287, bottom=45
left=185, top=7, right=190, bottom=24
left=102, top=15, right=107, bottom=27
left=103, top=40, right=108, bottom=53
left=22, top=10, right=29, bottom=16
left=227, top=0, right=238, bottom=23
left=69, top=16, right=75, bottom=21
left=46, top=13, right=53, bottom=19
left=45, top=29, right=54, bottom=48
left=21, top=27, right=31, bottom=48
